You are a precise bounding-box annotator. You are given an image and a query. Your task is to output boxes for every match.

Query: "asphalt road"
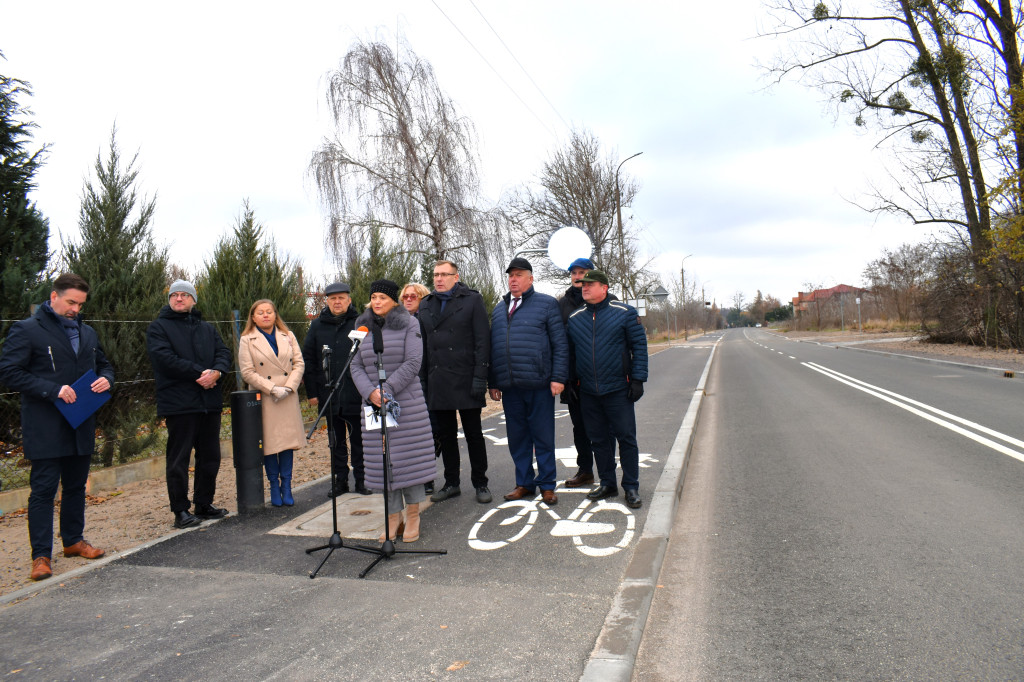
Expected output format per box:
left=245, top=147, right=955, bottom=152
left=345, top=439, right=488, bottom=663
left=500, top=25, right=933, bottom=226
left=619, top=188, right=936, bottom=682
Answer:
left=635, top=328, right=1024, bottom=680
left=0, top=339, right=715, bottom=680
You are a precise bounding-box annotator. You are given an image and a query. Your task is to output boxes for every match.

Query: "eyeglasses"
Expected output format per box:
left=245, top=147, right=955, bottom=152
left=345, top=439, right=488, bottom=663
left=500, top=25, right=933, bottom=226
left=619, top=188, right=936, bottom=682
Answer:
left=433, top=272, right=456, bottom=279
left=401, top=294, right=420, bottom=300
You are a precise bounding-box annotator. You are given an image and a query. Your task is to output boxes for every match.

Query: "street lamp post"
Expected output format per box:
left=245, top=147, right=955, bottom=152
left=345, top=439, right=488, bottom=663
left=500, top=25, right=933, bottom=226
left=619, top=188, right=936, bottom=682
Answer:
left=615, top=151, right=642, bottom=299
left=681, top=253, right=692, bottom=340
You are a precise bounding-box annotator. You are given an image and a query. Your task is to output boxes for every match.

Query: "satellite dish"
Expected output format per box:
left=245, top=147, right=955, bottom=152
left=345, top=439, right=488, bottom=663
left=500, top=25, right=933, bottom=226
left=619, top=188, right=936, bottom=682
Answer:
left=546, top=226, right=593, bottom=271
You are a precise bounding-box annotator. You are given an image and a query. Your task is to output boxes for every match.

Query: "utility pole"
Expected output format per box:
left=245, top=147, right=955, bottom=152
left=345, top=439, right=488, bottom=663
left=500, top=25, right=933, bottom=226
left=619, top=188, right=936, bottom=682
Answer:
left=615, top=152, right=642, bottom=300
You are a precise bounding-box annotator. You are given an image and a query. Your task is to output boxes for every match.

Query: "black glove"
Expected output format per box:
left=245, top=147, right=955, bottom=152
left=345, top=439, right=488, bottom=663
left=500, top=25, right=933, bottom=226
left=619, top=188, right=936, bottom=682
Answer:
left=627, top=379, right=644, bottom=402
left=560, top=382, right=579, bottom=406
left=471, top=377, right=487, bottom=402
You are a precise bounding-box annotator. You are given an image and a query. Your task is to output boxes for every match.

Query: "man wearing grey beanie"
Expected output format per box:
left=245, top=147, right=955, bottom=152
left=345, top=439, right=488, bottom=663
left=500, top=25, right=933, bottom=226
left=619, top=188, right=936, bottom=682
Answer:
left=146, top=280, right=233, bottom=528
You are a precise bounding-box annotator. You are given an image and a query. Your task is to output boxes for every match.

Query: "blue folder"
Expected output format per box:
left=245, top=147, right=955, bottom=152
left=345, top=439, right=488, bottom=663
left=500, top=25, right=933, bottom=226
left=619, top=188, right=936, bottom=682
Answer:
left=54, top=369, right=111, bottom=429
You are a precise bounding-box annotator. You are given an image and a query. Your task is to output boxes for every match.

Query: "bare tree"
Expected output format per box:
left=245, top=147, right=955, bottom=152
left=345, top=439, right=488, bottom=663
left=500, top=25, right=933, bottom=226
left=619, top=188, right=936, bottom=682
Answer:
left=503, top=128, right=653, bottom=295
left=863, top=242, right=934, bottom=322
left=310, top=39, right=488, bottom=269
left=763, top=0, right=1024, bottom=344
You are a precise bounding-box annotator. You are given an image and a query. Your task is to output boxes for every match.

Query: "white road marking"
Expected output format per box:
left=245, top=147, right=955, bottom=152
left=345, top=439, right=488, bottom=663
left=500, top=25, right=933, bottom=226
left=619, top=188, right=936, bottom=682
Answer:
left=804, top=361, right=1024, bottom=463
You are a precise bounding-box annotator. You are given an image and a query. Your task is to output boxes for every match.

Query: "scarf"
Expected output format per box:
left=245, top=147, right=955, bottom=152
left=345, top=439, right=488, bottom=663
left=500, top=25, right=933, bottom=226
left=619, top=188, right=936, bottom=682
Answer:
left=45, top=300, right=81, bottom=354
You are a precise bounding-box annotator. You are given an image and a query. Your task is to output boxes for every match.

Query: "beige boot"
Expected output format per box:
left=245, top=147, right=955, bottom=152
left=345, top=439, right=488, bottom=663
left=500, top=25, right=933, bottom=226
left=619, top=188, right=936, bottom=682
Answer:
left=403, top=503, right=420, bottom=542
left=379, top=512, right=404, bottom=542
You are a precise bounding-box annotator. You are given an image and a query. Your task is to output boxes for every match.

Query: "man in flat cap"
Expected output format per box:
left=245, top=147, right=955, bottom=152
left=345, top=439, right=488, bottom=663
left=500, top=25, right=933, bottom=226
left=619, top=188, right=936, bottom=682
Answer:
left=565, top=270, right=648, bottom=509
left=489, top=257, right=568, bottom=506
left=146, top=279, right=233, bottom=528
left=302, top=282, right=369, bottom=496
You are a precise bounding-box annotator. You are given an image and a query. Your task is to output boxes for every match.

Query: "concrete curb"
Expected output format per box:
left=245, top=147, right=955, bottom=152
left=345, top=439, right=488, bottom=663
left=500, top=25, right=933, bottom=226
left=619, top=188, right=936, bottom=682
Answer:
left=580, top=338, right=719, bottom=681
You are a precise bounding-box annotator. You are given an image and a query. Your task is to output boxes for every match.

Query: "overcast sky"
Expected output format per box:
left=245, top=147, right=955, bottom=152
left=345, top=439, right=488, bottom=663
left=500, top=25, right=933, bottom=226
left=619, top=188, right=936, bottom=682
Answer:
left=2, top=0, right=929, bottom=308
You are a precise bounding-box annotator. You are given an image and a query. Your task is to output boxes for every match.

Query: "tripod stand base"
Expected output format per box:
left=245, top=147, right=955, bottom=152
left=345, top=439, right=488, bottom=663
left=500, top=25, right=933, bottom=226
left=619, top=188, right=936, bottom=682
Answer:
left=357, top=542, right=447, bottom=579
left=306, top=532, right=447, bottom=579
left=306, top=532, right=381, bottom=578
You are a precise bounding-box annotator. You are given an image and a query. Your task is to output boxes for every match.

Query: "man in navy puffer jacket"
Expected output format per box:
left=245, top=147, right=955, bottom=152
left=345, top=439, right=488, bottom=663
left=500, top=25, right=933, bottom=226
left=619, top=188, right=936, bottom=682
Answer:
left=566, top=270, right=648, bottom=509
left=489, top=257, right=568, bottom=505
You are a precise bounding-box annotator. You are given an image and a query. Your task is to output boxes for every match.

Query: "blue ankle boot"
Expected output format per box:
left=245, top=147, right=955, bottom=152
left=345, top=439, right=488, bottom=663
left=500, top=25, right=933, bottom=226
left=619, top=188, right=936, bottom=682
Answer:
left=263, top=454, right=282, bottom=507
left=279, top=450, right=294, bottom=506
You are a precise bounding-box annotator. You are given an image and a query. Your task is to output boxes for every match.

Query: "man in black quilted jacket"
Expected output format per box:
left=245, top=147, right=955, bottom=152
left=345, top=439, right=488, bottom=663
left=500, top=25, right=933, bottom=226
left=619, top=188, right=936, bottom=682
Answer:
left=565, top=270, right=648, bottom=509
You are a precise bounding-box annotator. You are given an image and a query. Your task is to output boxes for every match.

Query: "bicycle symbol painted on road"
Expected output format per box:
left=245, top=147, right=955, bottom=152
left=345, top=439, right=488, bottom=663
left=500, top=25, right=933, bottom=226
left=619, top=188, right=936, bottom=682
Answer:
left=468, top=488, right=636, bottom=557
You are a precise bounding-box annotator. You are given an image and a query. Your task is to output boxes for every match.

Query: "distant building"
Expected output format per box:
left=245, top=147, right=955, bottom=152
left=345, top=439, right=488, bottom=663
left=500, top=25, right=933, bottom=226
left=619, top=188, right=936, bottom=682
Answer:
left=792, top=284, right=868, bottom=320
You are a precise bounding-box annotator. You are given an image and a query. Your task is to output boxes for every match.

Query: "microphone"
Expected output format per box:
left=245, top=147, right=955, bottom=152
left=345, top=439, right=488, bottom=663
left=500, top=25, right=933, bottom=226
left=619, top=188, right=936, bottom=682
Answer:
left=348, top=326, right=369, bottom=358
left=372, top=324, right=384, bottom=355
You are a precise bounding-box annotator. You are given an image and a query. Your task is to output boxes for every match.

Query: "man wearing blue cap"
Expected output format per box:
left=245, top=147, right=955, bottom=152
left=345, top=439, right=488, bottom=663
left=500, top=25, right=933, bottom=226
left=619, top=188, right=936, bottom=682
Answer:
left=558, top=257, right=598, bottom=488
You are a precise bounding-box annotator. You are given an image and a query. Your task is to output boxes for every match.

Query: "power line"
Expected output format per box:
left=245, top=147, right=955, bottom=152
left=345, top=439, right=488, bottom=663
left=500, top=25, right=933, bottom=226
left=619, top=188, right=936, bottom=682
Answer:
left=468, top=0, right=573, bottom=133
left=429, top=0, right=559, bottom=139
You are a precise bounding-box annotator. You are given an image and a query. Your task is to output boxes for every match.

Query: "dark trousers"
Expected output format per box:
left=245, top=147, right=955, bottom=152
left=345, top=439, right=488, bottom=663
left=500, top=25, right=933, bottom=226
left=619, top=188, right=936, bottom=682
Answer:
left=165, top=412, right=222, bottom=512
left=330, top=411, right=364, bottom=485
left=580, top=388, right=639, bottom=490
left=28, top=455, right=92, bottom=559
left=433, top=407, right=488, bottom=489
left=501, top=386, right=557, bottom=491
left=566, top=397, right=594, bottom=473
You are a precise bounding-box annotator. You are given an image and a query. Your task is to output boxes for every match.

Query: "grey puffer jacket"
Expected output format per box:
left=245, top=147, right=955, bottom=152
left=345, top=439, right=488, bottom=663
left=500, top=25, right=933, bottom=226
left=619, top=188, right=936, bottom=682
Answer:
left=349, top=305, right=435, bottom=490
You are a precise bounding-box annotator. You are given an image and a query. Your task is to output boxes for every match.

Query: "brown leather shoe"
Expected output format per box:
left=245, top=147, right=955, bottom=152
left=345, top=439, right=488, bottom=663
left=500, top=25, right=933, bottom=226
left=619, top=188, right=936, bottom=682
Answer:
left=541, top=490, right=558, bottom=506
left=564, top=471, right=595, bottom=488
left=63, top=540, right=105, bottom=559
left=31, top=557, right=52, bottom=581
left=503, top=486, right=535, bottom=501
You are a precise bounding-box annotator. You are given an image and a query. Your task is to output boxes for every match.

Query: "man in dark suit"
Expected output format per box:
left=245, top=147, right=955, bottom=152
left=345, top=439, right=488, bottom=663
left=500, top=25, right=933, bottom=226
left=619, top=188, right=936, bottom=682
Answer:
left=419, top=260, right=492, bottom=504
left=0, top=273, right=115, bottom=581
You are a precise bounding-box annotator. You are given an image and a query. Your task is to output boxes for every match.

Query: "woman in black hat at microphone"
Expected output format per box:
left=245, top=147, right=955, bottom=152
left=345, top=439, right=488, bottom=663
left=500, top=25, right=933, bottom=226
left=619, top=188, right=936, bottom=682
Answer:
left=349, top=279, right=435, bottom=542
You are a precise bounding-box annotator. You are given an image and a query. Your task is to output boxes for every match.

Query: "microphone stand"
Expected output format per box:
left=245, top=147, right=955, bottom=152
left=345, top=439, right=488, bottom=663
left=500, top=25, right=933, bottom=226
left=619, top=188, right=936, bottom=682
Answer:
left=356, top=334, right=446, bottom=579
left=305, top=340, right=379, bottom=578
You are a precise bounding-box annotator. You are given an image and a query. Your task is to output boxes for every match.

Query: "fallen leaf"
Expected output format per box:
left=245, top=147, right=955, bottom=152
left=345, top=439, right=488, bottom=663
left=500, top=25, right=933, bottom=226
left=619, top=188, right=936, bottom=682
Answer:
left=350, top=510, right=372, bottom=516
left=446, top=661, right=469, bottom=671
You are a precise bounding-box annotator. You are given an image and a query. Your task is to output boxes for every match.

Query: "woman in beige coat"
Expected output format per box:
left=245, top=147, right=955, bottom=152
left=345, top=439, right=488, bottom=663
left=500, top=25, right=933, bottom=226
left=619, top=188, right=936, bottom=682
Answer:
left=239, top=299, right=305, bottom=506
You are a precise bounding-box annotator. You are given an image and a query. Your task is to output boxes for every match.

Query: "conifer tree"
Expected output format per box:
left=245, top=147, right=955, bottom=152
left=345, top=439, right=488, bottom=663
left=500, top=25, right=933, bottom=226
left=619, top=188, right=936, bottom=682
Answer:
left=0, top=54, right=50, bottom=341
left=64, top=127, right=168, bottom=465
left=197, top=200, right=307, bottom=393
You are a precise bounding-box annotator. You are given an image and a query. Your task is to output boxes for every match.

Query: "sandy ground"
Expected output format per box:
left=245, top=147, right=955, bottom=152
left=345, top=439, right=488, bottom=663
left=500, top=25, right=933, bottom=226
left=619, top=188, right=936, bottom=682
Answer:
left=0, top=402, right=504, bottom=596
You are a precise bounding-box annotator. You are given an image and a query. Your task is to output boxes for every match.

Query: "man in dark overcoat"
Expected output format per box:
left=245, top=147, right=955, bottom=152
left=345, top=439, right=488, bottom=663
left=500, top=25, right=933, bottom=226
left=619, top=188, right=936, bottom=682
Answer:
left=0, top=273, right=114, bottom=581
left=146, top=280, right=232, bottom=529
left=418, top=260, right=492, bottom=504
left=302, top=281, right=369, bottom=496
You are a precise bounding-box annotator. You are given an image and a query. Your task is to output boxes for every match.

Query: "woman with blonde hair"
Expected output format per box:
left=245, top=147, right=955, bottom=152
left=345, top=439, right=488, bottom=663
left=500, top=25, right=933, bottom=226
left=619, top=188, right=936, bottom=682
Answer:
left=238, top=299, right=305, bottom=506
left=401, top=282, right=430, bottom=316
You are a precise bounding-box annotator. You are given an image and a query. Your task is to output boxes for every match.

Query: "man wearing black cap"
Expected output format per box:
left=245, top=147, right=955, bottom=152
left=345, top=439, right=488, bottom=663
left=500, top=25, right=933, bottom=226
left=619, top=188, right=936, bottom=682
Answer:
left=302, top=282, right=369, bottom=497
left=565, top=270, right=648, bottom=509
left=489, top=257, right=568, bottom=506
left=558, top=256, right=598, bottom=488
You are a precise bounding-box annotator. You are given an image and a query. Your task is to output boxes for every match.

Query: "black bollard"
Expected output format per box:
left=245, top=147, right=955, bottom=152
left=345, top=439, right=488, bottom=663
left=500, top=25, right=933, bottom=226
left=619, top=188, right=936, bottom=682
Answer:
left=231, top=390, right=264, bottom=513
